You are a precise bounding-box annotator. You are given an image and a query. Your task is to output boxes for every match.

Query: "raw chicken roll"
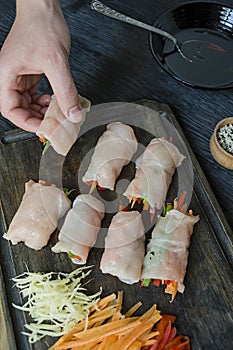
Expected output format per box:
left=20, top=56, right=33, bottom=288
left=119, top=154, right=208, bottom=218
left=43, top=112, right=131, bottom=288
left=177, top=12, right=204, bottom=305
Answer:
left=3, top=180, right=71, bottom=250
left=100, top=211, right=145, bottom=284
left=82, top=122, right=138, bottom=190
left=52, top=194, right=104, bottom=264
left=142, top=209, right=199, bottom=300
left=124, top=138, right=185, bottom=209
left=36, top=95, right=91, bottom=156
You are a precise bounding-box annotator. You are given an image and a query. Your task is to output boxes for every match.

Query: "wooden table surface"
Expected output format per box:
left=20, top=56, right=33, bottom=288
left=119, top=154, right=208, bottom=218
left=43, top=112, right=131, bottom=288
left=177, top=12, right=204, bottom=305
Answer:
left=0, top=1, right=232, bottom=349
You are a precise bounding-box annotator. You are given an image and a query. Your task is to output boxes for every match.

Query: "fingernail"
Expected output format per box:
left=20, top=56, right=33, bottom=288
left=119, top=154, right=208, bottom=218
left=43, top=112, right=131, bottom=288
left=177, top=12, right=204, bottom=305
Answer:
left=68, top=106, right=83, bottom=123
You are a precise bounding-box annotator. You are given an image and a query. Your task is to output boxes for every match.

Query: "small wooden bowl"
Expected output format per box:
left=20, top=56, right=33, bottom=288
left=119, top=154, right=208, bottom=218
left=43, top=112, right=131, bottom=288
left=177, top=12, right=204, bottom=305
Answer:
left=210, top=117, right=233, bottom=170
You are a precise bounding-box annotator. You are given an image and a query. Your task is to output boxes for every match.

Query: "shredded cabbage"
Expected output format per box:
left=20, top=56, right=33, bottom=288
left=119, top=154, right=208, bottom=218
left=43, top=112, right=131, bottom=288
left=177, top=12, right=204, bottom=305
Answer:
left=12, top=266, right=101, bottom=343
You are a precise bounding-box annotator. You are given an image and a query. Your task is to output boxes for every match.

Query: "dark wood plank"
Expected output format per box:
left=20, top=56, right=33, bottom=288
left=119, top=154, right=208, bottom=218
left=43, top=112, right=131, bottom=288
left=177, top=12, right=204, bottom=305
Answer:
left=0, top=264, right=17, bottom=350
left=0, top=100, right=232, bottom=350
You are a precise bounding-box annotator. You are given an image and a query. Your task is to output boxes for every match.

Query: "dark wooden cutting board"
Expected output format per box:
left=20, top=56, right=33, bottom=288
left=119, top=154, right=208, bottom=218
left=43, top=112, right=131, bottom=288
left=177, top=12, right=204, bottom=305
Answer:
left=0, top=100, right=232, bottom=350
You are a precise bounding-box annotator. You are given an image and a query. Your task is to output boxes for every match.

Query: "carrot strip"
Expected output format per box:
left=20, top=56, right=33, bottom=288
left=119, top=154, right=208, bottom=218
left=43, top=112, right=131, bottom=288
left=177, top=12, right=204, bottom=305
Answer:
left=131, top=198, right=137, bottom=208
left=165, top=281, right=178, bottom=302
left=116, top=291, right=123, bottom=312
left=73, top=318, right=139, bottom=338
left=143, top=331, right=160, bottom=342
left=173, top=198, right=178, bottom=210
left=128, top=340, right=142, bottom=349
left=98, top=334, right=118, bottom=349
left=89, top=293, right=116, bottom=313
left=125, top=301, right=142, bottom=317
left=89, top=181, right=97, bottom=194
left=52, top=294, right=188, bottom=350
left=114, top=322, right=154, bottom=350
left=71, top=320, right=141, bottom=346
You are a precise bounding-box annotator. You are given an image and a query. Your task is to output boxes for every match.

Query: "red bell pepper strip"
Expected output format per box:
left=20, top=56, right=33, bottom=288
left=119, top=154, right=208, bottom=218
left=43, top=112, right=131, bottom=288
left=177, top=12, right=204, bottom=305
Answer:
left=155, top=315, right=176, bottom=343
left=157, top=321, right=172, bottom=350
left=176, top=191, right=187, bottom=211
left=149, top=339, right=159, bottom=350
left=153, top=279, right=161, bottom=287
left=164, top=335, right=190, bottom=350
left=97, top=185, right=106, bottom=190
left=167, top=327, right=177, bottom=343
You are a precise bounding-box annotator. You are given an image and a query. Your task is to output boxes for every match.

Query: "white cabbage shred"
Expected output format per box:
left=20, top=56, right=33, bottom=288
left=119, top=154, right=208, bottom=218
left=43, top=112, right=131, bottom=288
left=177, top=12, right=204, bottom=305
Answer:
left=12, top=266, right=101, bottom=343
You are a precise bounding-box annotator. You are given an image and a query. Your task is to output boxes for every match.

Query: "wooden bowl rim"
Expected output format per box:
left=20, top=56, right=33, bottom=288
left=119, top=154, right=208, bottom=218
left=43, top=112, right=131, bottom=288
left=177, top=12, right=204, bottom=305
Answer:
left=210, top=117, right=233, bottom=169
left=213, top=117, right=233, bottom=159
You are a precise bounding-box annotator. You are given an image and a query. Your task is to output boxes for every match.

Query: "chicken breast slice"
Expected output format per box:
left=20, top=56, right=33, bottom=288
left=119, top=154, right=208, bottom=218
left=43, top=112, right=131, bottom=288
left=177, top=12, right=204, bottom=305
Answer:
left=82, top=122, right=138, bottom=190
left=3, top=180, right=71, bottom=250
left=36, top=95, right=91, bottom=156
left=142, top=209, right=199, bottom=292
left=124, top=137, right=185, bottom=209
left=52, top=194, right=104, bottom=264
left=100, top=211, right=145, bottom=284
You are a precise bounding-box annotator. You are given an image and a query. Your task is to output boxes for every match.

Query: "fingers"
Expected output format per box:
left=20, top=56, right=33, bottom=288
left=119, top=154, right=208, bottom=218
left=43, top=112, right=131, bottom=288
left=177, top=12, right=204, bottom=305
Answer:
left=2, top=106, right=43, bottom=132
left=8, top=108, right=43, bottom=132
left=33, top=93, right=51, bottom=106
left=45, top=56, right=82, bottom=123
left=0, top=88, right=47, bottom=132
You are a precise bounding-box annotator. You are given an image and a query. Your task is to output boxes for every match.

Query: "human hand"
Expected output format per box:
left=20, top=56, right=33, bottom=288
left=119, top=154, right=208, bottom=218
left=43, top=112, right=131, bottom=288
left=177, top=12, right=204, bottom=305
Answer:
left=0, top=0, right=81, bottom=132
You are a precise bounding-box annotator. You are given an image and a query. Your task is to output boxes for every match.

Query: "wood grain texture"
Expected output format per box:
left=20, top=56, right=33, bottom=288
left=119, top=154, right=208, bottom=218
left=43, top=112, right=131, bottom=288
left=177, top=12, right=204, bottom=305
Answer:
left=0, top=101, right=232, bottom=350
left=0, top=264, right=17, bottom=350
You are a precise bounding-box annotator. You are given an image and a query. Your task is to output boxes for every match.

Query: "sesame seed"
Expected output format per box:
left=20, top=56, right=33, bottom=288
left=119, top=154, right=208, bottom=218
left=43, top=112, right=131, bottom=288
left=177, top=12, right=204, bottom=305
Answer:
left=217, top=124, right=233, bottom=155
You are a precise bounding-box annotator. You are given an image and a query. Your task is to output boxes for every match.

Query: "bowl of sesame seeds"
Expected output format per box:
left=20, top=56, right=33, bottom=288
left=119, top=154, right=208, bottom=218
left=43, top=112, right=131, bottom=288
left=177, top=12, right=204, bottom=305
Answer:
left=210, top=117, right=233, bottom=170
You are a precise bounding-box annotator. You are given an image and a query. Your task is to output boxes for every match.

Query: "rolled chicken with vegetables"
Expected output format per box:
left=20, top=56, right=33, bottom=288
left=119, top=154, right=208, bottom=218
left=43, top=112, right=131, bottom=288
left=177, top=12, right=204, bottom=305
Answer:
left=36, top=95, right=91, bottom=156
left=100, top=211, right=145, bottom=284
left=4, top=180, right=71, bottom=250
left=123, top=137, right=185, bottom=210
left=142, top=206, right=199, bottom=301
left=52, top=194, right=104, bottom=264
left=82, top=122, right=138, bottom=191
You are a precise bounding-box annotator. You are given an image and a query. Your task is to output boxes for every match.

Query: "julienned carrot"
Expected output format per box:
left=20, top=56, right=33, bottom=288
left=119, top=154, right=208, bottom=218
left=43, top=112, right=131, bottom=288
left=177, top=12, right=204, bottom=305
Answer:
left=68, top=252, right=82, bottom=261
left=165, top=281, right=178, bottom=302
left=114, top=322, right=154, bottom=350
left=116, top=290, right=123, bottom=313
left=51, top=293, right=190, bottom=350
left=89, top=181, right=97, bottom=194
left=39, top=137, right=46, bottom=143
left=58, top=319, right=141, bottom=348
left=89, top=293, right=116, bottom=313
left=125, top=301, right=142, bottom=318
left=54, top=294, right=117, bottom=347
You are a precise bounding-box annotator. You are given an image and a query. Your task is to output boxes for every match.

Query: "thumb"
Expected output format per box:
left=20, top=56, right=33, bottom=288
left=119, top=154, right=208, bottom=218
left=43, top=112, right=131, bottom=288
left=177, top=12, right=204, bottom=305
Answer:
left=45, top=58, right=83, bottom=123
